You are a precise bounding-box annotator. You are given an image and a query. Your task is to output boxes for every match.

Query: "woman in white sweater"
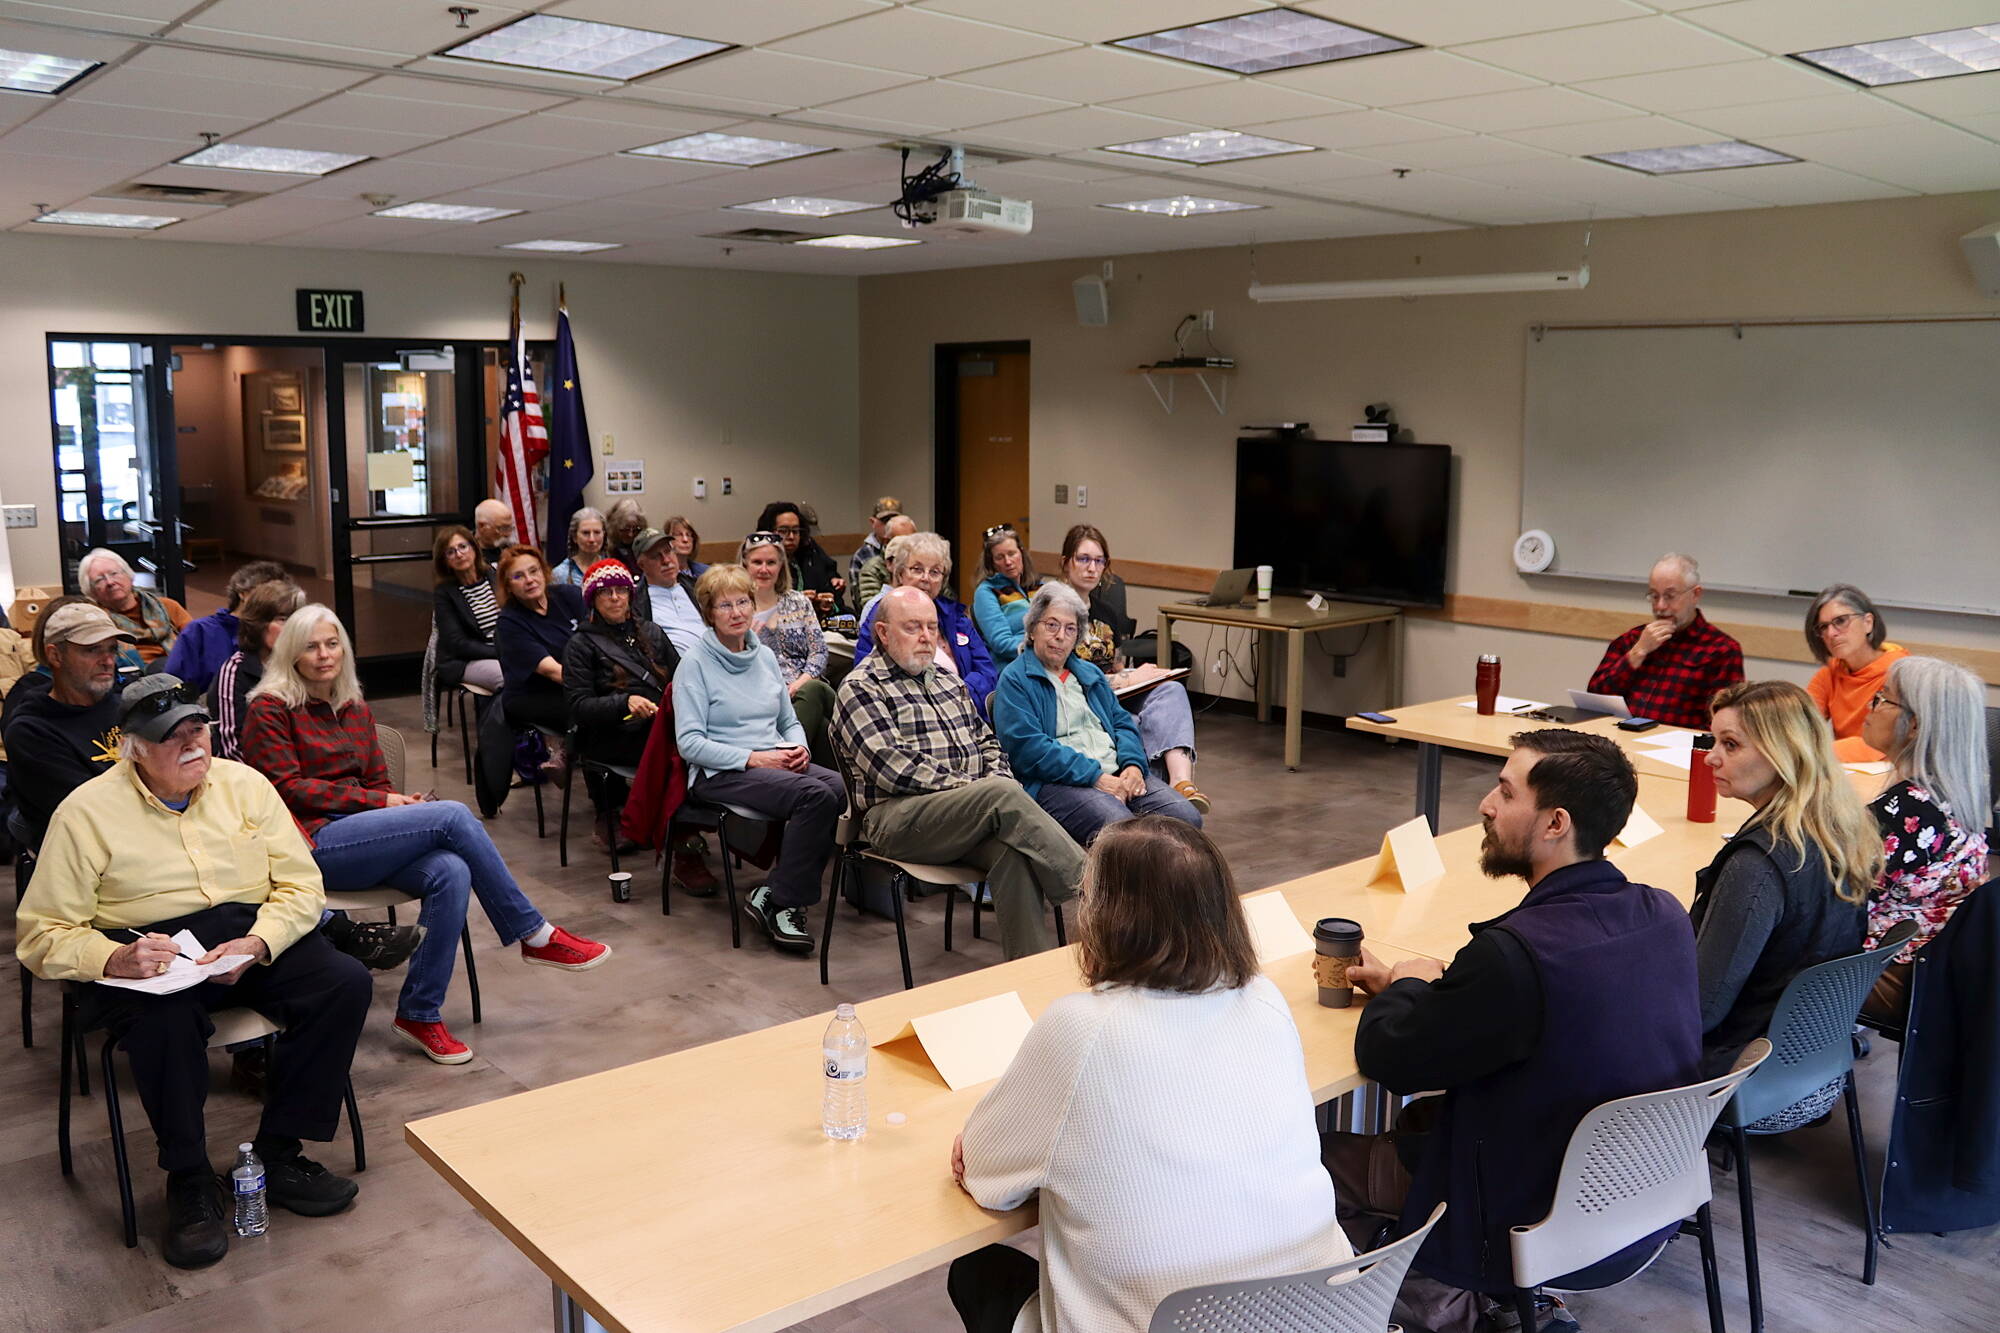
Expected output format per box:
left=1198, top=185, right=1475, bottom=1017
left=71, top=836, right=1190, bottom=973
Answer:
left=949, top=817, right=1351, bottom=1333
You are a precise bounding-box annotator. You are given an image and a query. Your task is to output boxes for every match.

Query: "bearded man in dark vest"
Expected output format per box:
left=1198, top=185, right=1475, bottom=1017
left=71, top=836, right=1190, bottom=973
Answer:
left=1326, top=729, right=1702, bottom=1333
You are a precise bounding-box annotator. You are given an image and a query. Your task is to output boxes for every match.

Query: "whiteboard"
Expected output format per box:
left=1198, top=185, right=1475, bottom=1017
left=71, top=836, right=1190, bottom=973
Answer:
left=1521, top=321, right=2000, bottom=616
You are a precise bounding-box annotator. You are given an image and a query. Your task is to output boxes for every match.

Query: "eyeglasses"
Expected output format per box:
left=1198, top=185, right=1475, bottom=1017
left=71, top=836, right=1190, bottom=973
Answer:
left=742, top=531, right=784, bottom=550
left=1868, top=690, right=1906, bottom=714
left=1816, top=611, right=1863, bottom=637
left=1036, top=620, right=1080, bottom=639
left=1645, top=586, right=1691, bottom=605
left=983, top=524, right=1017, bottom=539
left=772, top=525, right=802, bottom=536
left=1068, top=554, right=1107, bottom=569
left=86, top=570, right=126, bottom=587
left=711, top=596, right=755, bottom=616
left=128, top=682, right=201, bottom=718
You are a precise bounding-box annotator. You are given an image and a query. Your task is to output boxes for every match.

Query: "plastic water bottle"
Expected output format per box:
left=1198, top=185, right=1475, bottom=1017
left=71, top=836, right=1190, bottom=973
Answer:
left=822, top=1003, right=868, bottom=1141
left=231, top=1142, right=268, bottom=1237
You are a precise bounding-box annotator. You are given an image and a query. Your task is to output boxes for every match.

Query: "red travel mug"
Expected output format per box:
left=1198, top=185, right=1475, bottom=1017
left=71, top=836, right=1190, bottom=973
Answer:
left=1475, top=655, right=1502, bottom=715
left=1687, top=734, right=1717, bottom=823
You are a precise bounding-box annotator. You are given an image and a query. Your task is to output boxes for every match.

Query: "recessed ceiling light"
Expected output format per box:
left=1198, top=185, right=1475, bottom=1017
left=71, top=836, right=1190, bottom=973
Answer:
left=730, top=196, right=876, bottom=218
left=371, top=202, right=524, bottom=222
left=33, top=209, right=179, bottom=229
left=174, top=143, right=371, bottom=176
left=501, top=239, right=624, bottom=252
left=624, top=132, right=829, bottom=167
left=1100, top=195, right=1266, bottom=216
left=1793, top=24, right=2000, bottom=86
left=1103, top=130, right=1316, bottom=165
left=1112, top=8, right=1414, bottom=74
left=439, top=13, right=729, bottom=81
left=1588, top=141, right=1798, bottom=174
left=0, top=47, right=101, bottom=95
left=795, top=234, right=921, bottom=249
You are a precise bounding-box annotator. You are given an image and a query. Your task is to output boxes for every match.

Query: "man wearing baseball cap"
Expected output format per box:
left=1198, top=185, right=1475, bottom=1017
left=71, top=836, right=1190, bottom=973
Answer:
left=17, top=673, right=369, bottom=1269
left=3, top=601, right=133, bottom=838
left=630, top=526, right=705, bottom=655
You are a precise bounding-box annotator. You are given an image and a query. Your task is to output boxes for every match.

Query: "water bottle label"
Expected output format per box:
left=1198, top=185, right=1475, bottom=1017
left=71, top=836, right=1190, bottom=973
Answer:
left=235, top=1171, right=264, bottom=1195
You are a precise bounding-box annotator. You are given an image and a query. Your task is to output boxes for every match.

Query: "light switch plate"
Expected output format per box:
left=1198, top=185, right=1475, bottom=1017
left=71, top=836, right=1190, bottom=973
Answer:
left=692, top=477, right=707, bottom=499
left=1075, top=485, right=1088, bottom=508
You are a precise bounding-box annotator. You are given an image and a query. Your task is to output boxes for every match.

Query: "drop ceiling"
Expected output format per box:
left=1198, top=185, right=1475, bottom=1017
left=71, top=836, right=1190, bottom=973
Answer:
left=0, top=0, right=1996, bottom=273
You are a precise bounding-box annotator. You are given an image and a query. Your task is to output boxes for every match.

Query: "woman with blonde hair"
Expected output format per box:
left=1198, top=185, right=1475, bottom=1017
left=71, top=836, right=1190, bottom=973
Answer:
left=1692, top=679, right=1882, bottom=1081
left=1855, top=655, right=1992, bottom=1024
left=852, top=530, right=997, bottom=718
left=664, top=515, right=709, bottom=580
left=740, top=530, right=835, bottom=767
left=243, top=604, right=608, bottom=1066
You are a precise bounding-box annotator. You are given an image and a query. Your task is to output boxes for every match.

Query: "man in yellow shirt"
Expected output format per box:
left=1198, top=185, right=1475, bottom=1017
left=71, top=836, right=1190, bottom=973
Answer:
left=16, top=674, right=370, bottom=1270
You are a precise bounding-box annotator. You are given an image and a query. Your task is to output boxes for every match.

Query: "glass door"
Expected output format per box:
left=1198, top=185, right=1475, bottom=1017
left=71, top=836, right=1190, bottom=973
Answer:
left=47, top=338, right=183, bottom=600
left=327, top=345, right=482, bottom=664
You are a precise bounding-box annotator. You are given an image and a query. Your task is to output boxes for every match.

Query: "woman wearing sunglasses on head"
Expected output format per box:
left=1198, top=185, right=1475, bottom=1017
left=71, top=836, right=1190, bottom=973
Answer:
left=740, top=531, right=837, bottom=769
left=972, top=523, right=1040, bottom=666
left=1803, top=583, right=1908, bottom=763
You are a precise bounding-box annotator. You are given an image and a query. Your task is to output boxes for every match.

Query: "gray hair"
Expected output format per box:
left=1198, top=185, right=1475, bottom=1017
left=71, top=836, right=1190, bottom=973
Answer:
left=887, top=531, right=951, bottom=579
left=1804, top=582, right=1886, bottom=664
left=1024, top=581, right=1088, bottom=636
left=117, top=732, right=148, bottom=764
left=1653, top=552, right=1700, bottom=586
left=79, top=547, right=134, bottom=586
left=1885, top=656, right=1991, bottom=831
left=565, top=506, right=605, bottom=558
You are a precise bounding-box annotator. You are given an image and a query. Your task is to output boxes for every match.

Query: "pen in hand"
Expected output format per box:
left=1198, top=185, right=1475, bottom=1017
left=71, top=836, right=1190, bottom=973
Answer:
left=110, top=928, right=201, bottom=965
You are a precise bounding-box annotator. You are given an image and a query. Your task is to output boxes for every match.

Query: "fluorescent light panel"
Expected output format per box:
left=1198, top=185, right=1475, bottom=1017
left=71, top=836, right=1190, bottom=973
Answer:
left=1103, top=129, right=1315, bottom=164
left=371, top=202, right=523, bottom=222
left=625, top=132, right=827, bottom=167
left=1589, top=140, right=1796, bottom=174
left=174, top=142, right=370, bottom=175
left=1100, top=195, right=1264, bottom=216
left=731, top=196, right=876, bottom=217
left=1113, top=8, right=1413, bottom=74
left=501, top=239, right=623, bottom=252
left=0, top=46, right=101, bottom=94
left=440, top=13, right=728, bottom=80
left=1794, top=24, right=2000, bottom=86
left=34, top=209, right=179, bottom=229
left=795, top=234, right=920, bottom=249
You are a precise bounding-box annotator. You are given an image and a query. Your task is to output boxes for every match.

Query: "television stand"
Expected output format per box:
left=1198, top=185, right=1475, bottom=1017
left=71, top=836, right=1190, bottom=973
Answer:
left=1156, top=595, right=1403, bottom=771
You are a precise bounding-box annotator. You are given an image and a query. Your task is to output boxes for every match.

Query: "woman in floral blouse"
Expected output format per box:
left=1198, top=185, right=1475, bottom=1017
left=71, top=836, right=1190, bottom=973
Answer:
left=1857, top=655, right=1991, bottom=1025
left=741, top=530, right=836, bottom=769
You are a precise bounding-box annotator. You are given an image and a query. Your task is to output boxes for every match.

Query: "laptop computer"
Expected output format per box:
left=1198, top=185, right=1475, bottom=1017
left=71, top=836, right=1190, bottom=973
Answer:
left=1535, top=689, right=1633, bottom=725
left=1197, top=568, right=1255, bottom=607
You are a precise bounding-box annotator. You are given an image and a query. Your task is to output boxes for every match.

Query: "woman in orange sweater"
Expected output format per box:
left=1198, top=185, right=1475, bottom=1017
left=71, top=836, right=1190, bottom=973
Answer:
left=1804, top=583, right=1907, bottom=762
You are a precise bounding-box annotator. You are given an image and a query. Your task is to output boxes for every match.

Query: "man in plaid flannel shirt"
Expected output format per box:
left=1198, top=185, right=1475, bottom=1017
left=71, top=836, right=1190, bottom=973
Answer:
left=1587, top=553, right=1744, bottom=731
left=832, top=587, right=1084, bottom=958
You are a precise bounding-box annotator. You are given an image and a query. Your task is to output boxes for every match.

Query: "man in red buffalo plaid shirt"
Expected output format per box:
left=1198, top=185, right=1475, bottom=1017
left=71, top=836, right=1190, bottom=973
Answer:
left=1587, top=553, right=1744, bottom=731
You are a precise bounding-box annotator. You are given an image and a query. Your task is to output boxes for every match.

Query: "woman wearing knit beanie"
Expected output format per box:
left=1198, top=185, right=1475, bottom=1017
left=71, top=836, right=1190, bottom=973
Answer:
left=562, top=558, right=681, bottom=857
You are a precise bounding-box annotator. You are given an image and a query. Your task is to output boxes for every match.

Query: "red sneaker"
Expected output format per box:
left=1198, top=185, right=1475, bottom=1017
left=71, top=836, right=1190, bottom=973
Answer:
left=520, top=926, right=611, bottom=971
left=393, top=1016, right=473, bottom=1065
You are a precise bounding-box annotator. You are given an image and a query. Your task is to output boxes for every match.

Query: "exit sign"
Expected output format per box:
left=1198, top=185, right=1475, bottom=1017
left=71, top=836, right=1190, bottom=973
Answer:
left=296, top=288, right=364, bottom=332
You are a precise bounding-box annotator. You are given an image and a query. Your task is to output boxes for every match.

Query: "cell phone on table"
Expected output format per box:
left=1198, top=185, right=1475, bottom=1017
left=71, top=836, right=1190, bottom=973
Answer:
left=1355, top=711, right=1397, bottom=724
left=1615, top=717, right=1660, bottom=732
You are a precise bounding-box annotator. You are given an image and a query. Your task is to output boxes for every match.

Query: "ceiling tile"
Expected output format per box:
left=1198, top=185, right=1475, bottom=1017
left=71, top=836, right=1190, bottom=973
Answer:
left=913, top=0, right=1275, bottom=44
left=705, top=119, right=888, bottom=150
left=1295, top=0, right=1649, bottom=47
left=627, top=49, right=916, bottom=109
left=1573, top=57, right=1845, bottom=113
left=1102, top=79, right=1354, bottom=127
left=346, top=75, right=570, bottom=112
left=0, top=0, right=202, bottom=32
left=27, top=98, right=259, bottom=142
left=153, top=194, right=373, bottom=243
left=288, top=157, right=525, bottom=198
left=183, top=0, right=529, bottom=62
left=1875, top=72, right=2000, bottom=120
left=0, top=90, right=47, bottom=130
left=220, top=119, right=444, bottom=157
left=804, top=79, right=1071, bottom=133
left=1453, top=16, right=1759, bottom=83
left=1248, top=108, right=1466, bottom=150
left=112, top=45, right=370, bottom=89
left=1264, top=49, right=1542, bottom=106
left=1401, top=85, right=1642, bottom=132
left=0, top=148, right=138, bottom=199
left=544, top=0, right=888, bottom=46
left=1948, top=110, right=2000, bottom=143
left=1316, top=171, right=1587, bottom=223
left=282, top=91, right=538, bottom=138
left=964, top=106, right=1199, bottom=152
left=1345, top=135, right=1557, bottom=170
left=1502, top=114, right=1713, bottom=154
left=70, top=67, right=341, bottom=120
left=1757, top=121, right=2000, bottom=193
left=956, top=46, right=1230, bottom=103
left=1680, top=91, right=1919, bottom=139
left=475, top=155, right=729, bottom=198
left=766, top=8, right=1075, bottom=77
left=0, top=124, right=179, bottom=164
left=1196, top=148, right=1386, bottom=185
left=399, top=136, right=607, bottom=172
left=1675, top=0, right=2000, bottom=57
left=272, top=215, right=448, bottom=248
left=0, top=17, right=138, bottom=61
left=1447, top=156, right=1762, bottom=214
left=464, top=111, right=729, bottom=154
left=1694, top=160, right=1916, bottom=205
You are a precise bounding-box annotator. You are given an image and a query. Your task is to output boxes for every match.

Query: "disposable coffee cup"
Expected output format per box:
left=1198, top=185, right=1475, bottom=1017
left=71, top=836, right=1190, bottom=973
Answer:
left=608, top=871, right=633, bottom=904
left=1256, top=565, right=1273, bottom=601
left=1313, top=917, right=1364, bottom=1008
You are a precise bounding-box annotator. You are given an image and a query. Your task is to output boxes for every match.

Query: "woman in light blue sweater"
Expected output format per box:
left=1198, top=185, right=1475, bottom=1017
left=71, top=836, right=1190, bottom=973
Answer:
left=674, top=563, right=845, bottom=956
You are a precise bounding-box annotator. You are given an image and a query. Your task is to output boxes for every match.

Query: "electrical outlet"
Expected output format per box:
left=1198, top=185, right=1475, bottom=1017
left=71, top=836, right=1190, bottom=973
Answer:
left=721, top=476, right=733, bottom=496
left=1054, top=483, right=1068, bottom=504
left=1101, top=260, right=1113, bottom=281
left=3, top=505, right=35, bottom=529
left=601, top=432, right=615, bottom=455
left=692, top=477, right=707, bottom=499
left=1201, top=309, right=1214, bottom=331
left=1075, top=484, right=1088, bottom=508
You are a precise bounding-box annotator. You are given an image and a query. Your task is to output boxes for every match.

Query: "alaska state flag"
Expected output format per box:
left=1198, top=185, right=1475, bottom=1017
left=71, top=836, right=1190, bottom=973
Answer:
left=545, top=301, right=594, bottom=553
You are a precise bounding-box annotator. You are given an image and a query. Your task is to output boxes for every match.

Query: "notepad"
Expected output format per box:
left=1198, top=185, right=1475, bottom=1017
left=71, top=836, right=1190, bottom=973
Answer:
left=1371, top=815, right=1446, bottom=892
left=874, top=992, right=1034, bottom=1092
left=1242, top=891, right=1313, bottom=964
left=1632, top=729, right=1698, bottom=750
left=1613, top=804, right=1665, bottom=849
left=95, top=930, right=253, bottom=995
left=1639, top=747, right=1695, bottom=771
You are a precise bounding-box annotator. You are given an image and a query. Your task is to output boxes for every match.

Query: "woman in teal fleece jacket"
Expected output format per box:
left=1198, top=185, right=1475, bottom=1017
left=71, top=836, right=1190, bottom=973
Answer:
left=971, top=525, right=1039, bottom=664
left=993, top=582, right=1202, bottom=848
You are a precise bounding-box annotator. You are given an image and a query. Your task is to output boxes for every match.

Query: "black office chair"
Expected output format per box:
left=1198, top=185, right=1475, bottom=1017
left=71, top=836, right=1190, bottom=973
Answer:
left=13, top=808, right=39, bottom=1049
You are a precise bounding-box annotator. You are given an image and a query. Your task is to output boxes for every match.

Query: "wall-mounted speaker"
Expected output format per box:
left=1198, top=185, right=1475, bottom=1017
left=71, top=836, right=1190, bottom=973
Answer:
left=1959, top=222, right=2000, bottom=297
left=1072, top=275, right=1109, bottom=326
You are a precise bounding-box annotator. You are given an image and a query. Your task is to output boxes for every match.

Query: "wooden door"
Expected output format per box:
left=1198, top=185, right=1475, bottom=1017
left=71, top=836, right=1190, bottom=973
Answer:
left=951, top=348, right=1029, bottom=603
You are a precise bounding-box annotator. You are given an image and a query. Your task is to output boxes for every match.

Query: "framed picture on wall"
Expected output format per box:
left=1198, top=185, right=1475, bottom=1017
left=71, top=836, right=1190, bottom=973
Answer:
left=243, top=368, right=313, bottom=504
left=262, top=412, right=307, bottom=452
left=269, top=383, right=303, bottom=413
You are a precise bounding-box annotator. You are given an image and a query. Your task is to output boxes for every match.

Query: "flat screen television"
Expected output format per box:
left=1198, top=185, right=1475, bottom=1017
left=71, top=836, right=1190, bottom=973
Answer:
left=1232, top=439, right=1452, bottom=608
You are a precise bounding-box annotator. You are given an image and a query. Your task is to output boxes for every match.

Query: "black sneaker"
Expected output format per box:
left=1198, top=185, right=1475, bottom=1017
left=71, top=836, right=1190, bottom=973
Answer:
left=332, top=921, right=426, bottom=971
left=162, top=1171, right=229, bottom=1269
left=265, top=1153, right=359, bottom=1218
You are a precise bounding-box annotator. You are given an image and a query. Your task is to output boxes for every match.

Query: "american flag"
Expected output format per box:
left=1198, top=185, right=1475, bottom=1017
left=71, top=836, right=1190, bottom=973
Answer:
left=496, top=310, right=547, bottom=549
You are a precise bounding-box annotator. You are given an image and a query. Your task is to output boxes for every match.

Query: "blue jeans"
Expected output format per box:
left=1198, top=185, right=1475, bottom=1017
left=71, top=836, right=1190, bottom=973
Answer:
left=312, top=801, right=544, bottom=1024
left=1127, top=680, right=1197, bottom=772
left=1034, top=773, right=1202, bottom=848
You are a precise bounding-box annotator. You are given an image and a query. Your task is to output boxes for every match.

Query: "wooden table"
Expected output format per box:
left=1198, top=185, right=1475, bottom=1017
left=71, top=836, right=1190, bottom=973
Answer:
left=1158, top=596, right=1403, bottom=772
left=1346, top=695, right=1708, bottom=831
left=407, top=899, right=1429, bottom=1333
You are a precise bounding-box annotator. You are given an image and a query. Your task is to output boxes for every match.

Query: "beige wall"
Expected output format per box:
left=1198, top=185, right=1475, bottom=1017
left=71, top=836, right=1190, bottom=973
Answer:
left=859, top=190, right=2000, bottom=713
left=0, top=232, right=860, bottom=597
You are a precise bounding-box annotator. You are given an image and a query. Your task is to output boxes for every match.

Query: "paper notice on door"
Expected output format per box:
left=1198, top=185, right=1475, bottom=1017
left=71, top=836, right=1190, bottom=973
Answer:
left=365, top=450, right=416, bottom=491
left=1242, top=891, right=1313, bottom=964
left=1370, top=815, right=1446, bottom=892
left=874, top=992, right=1034, bottom=1092
left=1613, top=804, right=1665, bottom=850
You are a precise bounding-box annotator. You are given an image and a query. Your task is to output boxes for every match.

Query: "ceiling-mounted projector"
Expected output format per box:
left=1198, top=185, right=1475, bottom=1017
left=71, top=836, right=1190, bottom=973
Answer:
left=914, top=188, right=1033, bottom=237
left=1248, top=266, right=1589, bottom=302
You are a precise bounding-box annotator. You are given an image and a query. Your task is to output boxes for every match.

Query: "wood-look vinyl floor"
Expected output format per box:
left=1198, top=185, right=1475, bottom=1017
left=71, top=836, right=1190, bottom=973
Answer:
left=3, top=697, right=1989, bottom=1332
